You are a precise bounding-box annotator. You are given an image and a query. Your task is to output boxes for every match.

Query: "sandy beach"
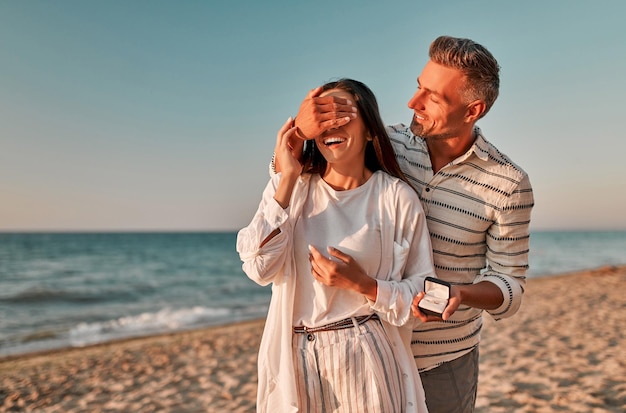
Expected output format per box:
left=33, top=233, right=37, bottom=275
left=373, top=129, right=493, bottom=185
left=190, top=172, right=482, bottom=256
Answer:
left=2, top=265, right=625, bottom=412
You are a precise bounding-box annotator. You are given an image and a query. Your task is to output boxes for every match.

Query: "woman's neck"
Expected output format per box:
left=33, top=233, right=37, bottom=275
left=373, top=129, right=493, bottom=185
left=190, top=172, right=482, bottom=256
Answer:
left=322, top=165, right=373, bottom=191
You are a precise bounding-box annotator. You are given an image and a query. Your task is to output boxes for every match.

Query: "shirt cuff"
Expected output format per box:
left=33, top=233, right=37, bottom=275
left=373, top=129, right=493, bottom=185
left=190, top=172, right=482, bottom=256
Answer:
left=481, top=274, right=523, bottom=320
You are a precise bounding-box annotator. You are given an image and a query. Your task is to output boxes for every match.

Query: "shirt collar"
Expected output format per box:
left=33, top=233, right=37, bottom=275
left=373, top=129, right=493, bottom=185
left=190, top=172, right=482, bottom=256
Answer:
left=448, top=126, right=490, bottom=165
left=470, top=126, right=490, bottom=162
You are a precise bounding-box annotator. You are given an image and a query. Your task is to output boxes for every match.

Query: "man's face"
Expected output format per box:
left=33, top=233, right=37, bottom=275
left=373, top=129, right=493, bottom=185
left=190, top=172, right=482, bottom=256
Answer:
left=407, top=60, right=470, bottom=140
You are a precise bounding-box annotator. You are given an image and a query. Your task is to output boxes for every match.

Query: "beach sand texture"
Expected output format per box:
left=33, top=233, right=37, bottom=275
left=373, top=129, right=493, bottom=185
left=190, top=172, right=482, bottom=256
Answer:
left=1, top=266, right=625, bottom=412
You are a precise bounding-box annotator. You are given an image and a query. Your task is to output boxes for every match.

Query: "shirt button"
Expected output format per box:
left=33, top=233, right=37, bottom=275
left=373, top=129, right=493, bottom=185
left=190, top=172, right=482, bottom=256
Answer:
left=425, top=187, right=431, bottom=192
left=408, top=402, right=413, bottom=406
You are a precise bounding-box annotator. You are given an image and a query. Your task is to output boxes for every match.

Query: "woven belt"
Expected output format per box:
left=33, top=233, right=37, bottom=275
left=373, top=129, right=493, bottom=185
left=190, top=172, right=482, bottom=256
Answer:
left=293, top=313, right=378, bottom=334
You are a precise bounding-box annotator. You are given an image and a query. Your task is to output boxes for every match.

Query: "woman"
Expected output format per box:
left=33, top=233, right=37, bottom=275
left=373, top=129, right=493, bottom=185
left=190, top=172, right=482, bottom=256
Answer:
left=237, top=79, right=433, bottom=412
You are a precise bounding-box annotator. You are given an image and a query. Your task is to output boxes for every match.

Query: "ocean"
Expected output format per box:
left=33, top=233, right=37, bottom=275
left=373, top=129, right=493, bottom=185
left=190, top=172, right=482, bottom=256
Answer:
left=1, top=230, right=625, bottom=358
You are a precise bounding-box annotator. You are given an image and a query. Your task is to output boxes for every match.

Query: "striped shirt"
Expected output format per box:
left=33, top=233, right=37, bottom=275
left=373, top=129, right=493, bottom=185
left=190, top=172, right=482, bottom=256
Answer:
left=387, top=124, right=534, bottom=371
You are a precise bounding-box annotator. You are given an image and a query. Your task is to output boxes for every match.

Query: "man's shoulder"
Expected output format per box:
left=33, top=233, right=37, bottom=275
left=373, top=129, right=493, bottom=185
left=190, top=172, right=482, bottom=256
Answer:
left=474, top=132, right=529, bottom=183
left=386, top=123, right=427, bottom=154
left=386, top=123, right=412, bottom=140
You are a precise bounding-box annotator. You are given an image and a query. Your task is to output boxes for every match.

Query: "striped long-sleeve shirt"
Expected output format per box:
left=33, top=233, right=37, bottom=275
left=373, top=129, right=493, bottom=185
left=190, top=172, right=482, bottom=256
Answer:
left=387, top=124, right=534, bottom=371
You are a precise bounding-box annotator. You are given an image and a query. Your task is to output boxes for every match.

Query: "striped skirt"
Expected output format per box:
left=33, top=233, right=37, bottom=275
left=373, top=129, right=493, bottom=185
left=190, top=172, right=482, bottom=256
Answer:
left=292, top=316, right=405, bottom=413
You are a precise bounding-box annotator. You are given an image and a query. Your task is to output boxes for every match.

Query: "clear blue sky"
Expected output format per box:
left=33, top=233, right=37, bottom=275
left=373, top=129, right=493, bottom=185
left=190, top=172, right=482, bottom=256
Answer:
left=1, top=0, right=625, bottom=231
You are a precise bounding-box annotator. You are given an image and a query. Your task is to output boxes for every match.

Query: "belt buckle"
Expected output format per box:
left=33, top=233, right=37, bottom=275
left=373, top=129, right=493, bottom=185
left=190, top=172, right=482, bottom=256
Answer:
left=303, top=327, right=315, bottom=341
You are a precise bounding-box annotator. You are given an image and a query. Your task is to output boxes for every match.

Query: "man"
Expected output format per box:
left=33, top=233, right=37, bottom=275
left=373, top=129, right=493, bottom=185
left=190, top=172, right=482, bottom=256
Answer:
left=283, top=36, right=534, bottom=412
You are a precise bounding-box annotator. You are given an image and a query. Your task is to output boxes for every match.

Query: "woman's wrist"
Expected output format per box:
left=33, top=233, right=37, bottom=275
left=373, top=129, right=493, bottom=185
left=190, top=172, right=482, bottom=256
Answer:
left=270, top=152, right=277, bottom=174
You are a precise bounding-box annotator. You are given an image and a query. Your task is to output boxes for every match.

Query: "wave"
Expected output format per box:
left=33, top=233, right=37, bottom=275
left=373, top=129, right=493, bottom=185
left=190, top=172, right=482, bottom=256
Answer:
left=0, top=304, right=268, bottom=357
left=68, top=306, right=231, bottom=346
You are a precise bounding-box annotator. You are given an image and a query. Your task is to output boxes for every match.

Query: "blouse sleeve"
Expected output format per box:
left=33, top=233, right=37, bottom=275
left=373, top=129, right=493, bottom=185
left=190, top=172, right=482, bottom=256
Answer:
left=236, top=174, right=293, bottom=286
left=371, top=180, right=436, bottom=326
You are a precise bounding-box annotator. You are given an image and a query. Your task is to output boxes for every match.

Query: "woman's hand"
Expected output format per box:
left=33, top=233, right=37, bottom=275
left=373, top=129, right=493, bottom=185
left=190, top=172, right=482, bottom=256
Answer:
left=275, top=117, right=303, bottom=178
left=273, top=117, right=305, bottom=174
left=273, top=117, right=302, bottom=209
left=308, top=245, right=378, bottom=301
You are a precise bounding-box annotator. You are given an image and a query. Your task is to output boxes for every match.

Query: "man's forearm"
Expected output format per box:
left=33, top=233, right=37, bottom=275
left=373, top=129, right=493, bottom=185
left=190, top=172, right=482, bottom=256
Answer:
left=456, top=281, right=504, bottom=310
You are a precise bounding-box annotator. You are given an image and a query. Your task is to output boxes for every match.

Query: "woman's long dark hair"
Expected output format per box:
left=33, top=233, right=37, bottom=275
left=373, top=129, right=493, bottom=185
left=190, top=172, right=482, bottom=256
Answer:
left=302, top=78, right=411, bottom=187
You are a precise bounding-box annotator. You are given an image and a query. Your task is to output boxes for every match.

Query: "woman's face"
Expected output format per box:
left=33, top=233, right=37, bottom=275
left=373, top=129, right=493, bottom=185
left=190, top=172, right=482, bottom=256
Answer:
left=315, top=89, right=370, bottom=167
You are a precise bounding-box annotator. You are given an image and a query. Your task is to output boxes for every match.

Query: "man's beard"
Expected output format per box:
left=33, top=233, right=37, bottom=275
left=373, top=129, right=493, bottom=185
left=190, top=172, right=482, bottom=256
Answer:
left=409, top=118, right=425, bottom=137
left=410, top=118, right=456, bottom=141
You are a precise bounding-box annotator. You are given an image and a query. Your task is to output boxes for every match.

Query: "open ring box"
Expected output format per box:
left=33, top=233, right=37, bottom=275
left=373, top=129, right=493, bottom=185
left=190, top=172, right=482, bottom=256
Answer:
left=418, top=277, right=450, bottom=317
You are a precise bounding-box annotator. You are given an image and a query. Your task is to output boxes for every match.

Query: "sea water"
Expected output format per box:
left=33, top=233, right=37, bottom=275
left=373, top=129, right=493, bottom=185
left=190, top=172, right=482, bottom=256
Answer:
left=1, top=230, right=625, bottom=357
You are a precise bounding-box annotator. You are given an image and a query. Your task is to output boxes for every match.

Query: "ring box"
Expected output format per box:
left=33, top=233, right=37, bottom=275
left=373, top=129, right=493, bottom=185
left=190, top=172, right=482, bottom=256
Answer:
left=418, top=277, right=450, bottom=317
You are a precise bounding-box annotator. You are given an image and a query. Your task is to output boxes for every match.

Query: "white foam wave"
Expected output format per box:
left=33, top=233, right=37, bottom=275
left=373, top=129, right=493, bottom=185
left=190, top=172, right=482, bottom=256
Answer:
left=69, top=306, right=230, bottom=347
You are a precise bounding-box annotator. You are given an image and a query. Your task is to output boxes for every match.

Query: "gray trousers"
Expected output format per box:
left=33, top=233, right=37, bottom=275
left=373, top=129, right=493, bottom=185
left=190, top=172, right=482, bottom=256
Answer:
left=420, top=347, right=479, bottom=413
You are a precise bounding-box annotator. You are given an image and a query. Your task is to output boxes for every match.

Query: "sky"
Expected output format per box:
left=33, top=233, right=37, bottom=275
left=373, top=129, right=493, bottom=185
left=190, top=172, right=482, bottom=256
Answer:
left=1, top=0, right=625, bottom=232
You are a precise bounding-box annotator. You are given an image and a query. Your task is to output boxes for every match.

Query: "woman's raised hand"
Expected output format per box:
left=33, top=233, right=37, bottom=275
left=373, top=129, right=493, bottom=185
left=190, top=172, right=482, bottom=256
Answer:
left=275, top=117, right=303, bottom=178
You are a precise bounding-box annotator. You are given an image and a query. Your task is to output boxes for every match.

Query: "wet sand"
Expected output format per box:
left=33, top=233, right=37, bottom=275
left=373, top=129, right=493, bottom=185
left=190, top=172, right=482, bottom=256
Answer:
left=2, top=265, right=625, bottom=412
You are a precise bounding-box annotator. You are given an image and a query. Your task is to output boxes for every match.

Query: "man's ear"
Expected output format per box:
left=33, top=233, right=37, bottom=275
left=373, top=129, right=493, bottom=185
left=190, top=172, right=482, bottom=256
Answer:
left=465, top=100, right=486, bottom=123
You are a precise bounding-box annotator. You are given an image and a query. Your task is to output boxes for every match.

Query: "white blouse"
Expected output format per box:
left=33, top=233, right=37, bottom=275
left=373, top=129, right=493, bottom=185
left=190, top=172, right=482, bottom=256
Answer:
left=293, top=174, right=383, bottom=326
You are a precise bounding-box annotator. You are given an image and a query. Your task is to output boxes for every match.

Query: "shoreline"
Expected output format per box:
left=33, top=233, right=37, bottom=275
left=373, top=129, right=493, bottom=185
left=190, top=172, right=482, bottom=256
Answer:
left=2, top=265, right=625, bottom=412
left=0, top=318, right=267, bottom=364
left=0, top=267, right=614, bottom=363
